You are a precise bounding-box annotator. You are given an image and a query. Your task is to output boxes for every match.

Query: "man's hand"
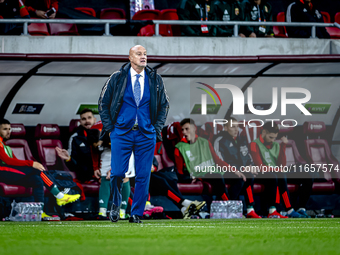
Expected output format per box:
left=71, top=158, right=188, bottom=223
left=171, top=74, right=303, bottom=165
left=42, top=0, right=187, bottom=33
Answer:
left=49, top=12, right=56, bottom=19
left=33, top=162, right=45, bottom=171
left=93, top=140, right=103, bottom=148
left=151, top=165, right=155, bottom=172
left=94, top=169, right=101, bottom=179
left=55, top=147, right=70, bottom=161
left=35, top=10, right=47, bottom=18
left=106, top=170, right=110, bottom=180
left=281, top=136, right=288, bottom=144
left=235, top=171, right=246, bottom=182
left=238, top=33, right=246, bottom=38
left=249, top=32, right=257, bottom=38
left=265, top=34, right=274, bottom=38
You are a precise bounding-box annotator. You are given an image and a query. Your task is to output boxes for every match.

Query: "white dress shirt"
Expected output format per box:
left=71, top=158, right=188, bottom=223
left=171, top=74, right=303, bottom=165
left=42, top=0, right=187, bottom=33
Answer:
left=130, top=67, right=145, bottom=101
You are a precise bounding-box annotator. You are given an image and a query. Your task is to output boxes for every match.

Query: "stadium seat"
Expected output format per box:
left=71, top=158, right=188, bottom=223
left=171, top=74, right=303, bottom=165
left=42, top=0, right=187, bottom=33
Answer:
left=198, top=122, right=223, bottom=141
left=239, top=120, right=263, bottom=145
left=138, top=25, right=156, bottom=36
left=133, top=10, right=161, bottom=36
left=132, top=10, right=160, bottom=20
left=321, top=11, right=331, bottom=23
left=5, top=124, right=35, bottom=161
left=303, top=121, right=340, bottom=183
left=75, top=7, right=97, bottom=17
left=319, top=11, right=340, bottom=39
left=28, top=18, right=50, bottom=36
left=0, top=15, right=3, bottom=19
left=273, top=12, right=288, bottom=38
left=275, top=121, right=307, bottom=166
left=35, top=124, right=68, bottom=170
left=335, top=12, right=340, bottom=24
left=100, top=8, right=126, bottom=19
left=159, top=9, right=180, bottom=36
left=49, top=19, right=79, bottom=36
left=69, top=119, right=80, bottom=134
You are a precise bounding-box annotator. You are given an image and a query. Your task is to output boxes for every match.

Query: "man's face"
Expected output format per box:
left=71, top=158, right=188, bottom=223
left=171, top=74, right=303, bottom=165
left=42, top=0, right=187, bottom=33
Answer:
left=262, top=130, right=278, bottom=144
left=182, top=123, right=196, bottom=142
left=0, top=124, right=11, bottom=140
left=80, top=112, right=96, bottom=129
left=129, top=46, right=147, bottom=69
left=254, top=0, right=261, bottom=5
left=225, top=122, right=239, bottom=138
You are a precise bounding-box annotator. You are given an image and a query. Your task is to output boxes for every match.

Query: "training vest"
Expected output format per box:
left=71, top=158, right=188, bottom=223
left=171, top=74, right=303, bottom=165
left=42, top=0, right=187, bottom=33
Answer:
left=0, top=140, right=13, bottom=165
left=253, top=137, right=280, bottom=167
left=175, top=137, right=217, bottom=177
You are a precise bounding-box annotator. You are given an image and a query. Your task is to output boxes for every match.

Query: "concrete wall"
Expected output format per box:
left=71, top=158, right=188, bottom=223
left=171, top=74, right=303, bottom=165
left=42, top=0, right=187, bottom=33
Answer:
left=1, top=36, right=339, bottom=56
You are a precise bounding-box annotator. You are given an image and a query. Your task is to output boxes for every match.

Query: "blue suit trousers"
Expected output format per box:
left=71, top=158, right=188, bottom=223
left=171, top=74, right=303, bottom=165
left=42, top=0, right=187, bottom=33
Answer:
left=110, top=129, right=156, bottom=217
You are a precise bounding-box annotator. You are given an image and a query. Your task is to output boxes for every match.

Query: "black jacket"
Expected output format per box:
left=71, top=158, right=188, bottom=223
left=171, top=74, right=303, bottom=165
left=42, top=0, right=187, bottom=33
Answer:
left=213, top=131, right=253, bottom=170
left=286, top=1, right=330, bottom=38
left=67, top=126, right=100, bottom=182
left=211, top=0, right=253, bottom=37
left=98, top=62, right=169, bottom=141
left=248, top=1, right=273, bottom=36
left=177, top=0, right=216, bottom=36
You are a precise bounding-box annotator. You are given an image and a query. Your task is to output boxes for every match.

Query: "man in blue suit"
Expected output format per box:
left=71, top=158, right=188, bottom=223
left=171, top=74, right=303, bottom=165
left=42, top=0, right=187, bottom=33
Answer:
left=98, top=45, right=169, bottom=223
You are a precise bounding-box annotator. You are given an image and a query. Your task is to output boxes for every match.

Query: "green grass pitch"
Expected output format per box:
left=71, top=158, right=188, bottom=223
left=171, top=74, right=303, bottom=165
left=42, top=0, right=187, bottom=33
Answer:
left=1, top=219, right=340, bottom=255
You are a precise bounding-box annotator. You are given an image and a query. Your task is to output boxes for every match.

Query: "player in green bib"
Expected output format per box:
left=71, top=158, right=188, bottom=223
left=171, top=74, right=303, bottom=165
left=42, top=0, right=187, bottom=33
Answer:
left=250, top=122, right=311, bottom=218
left=175, top=118, right=249, bottom=208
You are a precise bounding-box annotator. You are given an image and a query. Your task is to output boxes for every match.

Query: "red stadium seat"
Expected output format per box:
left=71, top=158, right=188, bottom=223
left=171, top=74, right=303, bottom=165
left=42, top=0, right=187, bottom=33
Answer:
left=49, top=19, right=79, bottom=36
left=132, top=10, right=160, bottom=20
left=5, top=124, right=35, bottom=161
left=75, top=7, right=96, bottom=17
left=159, top=9, right=180, bottom=36
left=273, top=12, right=288, bottom=38
left=198, top=122, right=223, bottom=141
left=321, top=11, right=331, bottom=23
left=138, top=25, right=155, bottom=36
left=133, top=10, right=160, bottom=36
left=28, top=18, right=50, bottom=36
left=69, top=119, right=81, bottom=134
left=0, top=15, right=3, bottom=19
left=335, top=12, right=340, bottom=24
left=35, top=124, right=68, bottom=170
left=275, top=121, right=307, bottom=166
left=303, top=121, right=340, bottom=184
left=100, top=8, right=126, bottom=19
left=239, top=120, right=263, bottom=145
left=178, top=181, right=204, bottom=195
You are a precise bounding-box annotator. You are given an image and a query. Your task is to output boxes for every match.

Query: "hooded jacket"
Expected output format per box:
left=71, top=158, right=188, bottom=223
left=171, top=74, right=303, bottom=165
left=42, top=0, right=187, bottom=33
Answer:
left=98, top=62, right=169, bottom=141
left=286, top=0, right=330, bottom=38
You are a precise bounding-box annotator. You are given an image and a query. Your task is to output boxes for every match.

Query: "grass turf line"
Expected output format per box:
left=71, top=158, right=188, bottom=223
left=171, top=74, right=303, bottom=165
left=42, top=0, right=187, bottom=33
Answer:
left=0, top=219, right=339, bottom=255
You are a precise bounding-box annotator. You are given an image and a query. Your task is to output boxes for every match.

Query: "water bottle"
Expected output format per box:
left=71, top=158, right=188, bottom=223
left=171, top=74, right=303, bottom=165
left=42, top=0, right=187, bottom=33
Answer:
left=221, top=201, right=228, bottom=219
left=9, top=202, right=43, bottom=221
left=9, top=201, right=23, bottom=221
left=216, top=201, right=223, bottom=219
left=210, top=201, right=216, bottom=219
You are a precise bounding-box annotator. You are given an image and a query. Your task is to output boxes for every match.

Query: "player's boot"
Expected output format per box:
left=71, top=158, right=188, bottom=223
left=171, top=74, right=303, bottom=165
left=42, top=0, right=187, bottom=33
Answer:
left=246, top=210, right=262, bottom=218
left=41, top=212, right=60, bottom=221
left=56, top=194, right=81, bottom=206
left=182, top=203, right=196, bottom=219
left=190, top=200, right=206, bottom=214
left=268, top=210, right=288, bottom=218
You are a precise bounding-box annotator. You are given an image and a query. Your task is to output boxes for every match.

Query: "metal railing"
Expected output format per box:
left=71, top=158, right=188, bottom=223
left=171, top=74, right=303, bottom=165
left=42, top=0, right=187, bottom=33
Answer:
left=0, top=18, right=339, bottom=38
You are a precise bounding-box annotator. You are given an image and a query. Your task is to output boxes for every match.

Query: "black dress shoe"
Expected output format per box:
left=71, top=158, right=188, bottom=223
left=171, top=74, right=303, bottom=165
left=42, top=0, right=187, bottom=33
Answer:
left=109, top=204, right=120, bottom=222
left=129, top=215, right=143, bottom=223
